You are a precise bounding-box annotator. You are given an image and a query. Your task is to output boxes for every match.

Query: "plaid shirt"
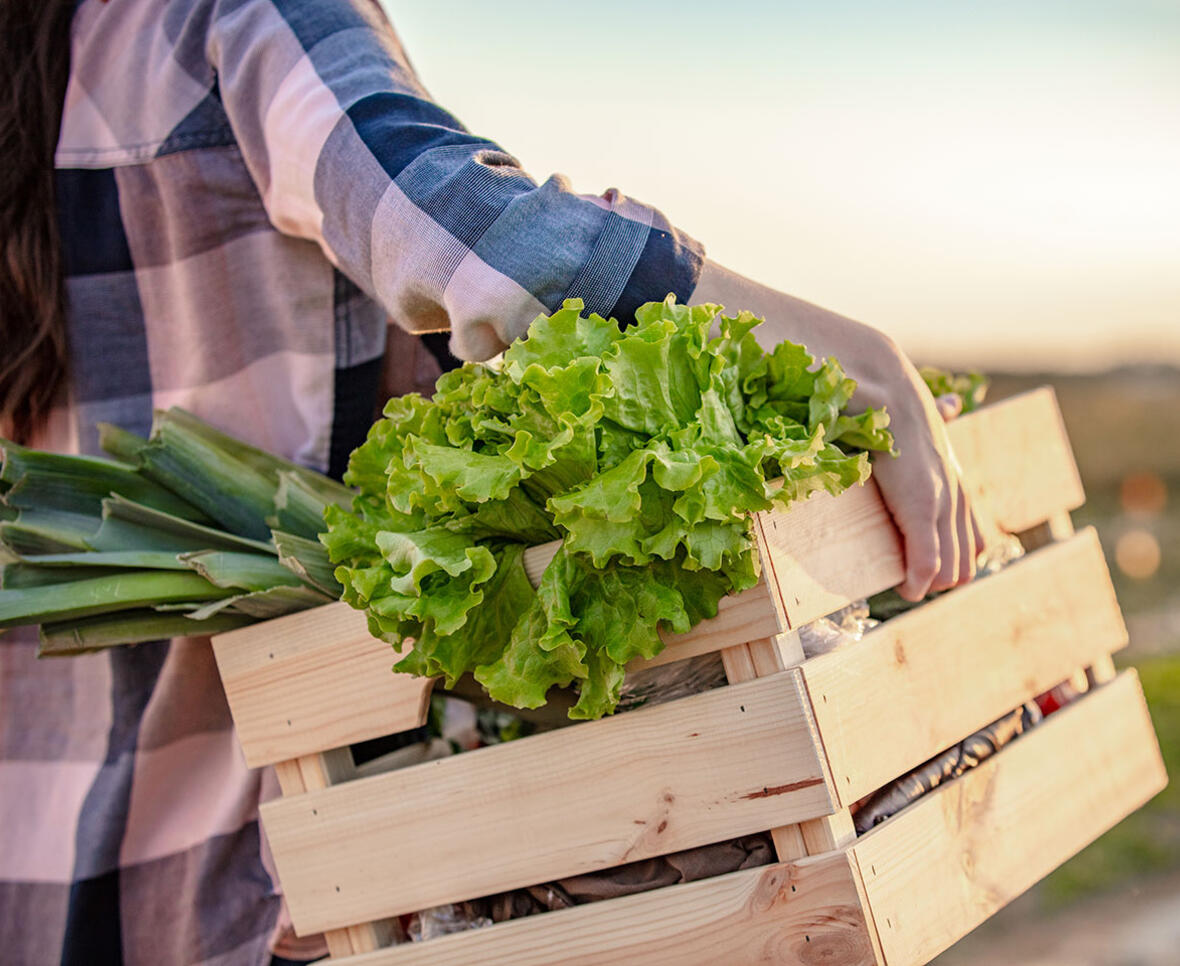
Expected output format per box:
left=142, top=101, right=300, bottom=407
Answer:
left=0, top=1, right=703, bottom=963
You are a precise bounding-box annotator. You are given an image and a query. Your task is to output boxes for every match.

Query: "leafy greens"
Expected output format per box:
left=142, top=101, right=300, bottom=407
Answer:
left=324, top=297, right=894, bottom=719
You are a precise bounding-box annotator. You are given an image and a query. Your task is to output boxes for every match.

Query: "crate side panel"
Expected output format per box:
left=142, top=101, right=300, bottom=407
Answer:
left=853, top=671, right=1166, bottom=966
left=756, top=389, right=1085, bottom=629
left=758, top=479, right=904, bottom=631
left=212, top=601, right=434, bottom=768
left=945, top=386, right=1085, bottom=533
left=332, top=853, right=876, bottom=966
left=804, top=528, right=1127, bottom=802
left=262, top=673, right=836, bottom=934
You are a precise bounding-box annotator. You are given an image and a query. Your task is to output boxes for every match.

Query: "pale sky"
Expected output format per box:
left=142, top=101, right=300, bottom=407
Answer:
left=384, top=0, right=1179, bottom=371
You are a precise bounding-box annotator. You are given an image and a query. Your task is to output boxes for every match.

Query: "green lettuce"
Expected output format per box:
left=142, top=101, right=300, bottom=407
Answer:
left=919, top=366, right=989, bottom=413
left=325, top=297, right=893, bottom=718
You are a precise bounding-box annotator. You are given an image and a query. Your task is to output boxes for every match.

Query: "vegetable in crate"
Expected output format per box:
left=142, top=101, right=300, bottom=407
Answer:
left=919, top=365, right=988, bottom=414
left=0, top=298, right=895, bottom=719
left=324, top=297, right=893, bottom=719
left=0, top=409, right=352, bottom=653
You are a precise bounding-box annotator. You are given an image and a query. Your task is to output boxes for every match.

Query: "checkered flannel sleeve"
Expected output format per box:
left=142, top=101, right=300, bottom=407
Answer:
left=207, top=0, right=705, bottom=359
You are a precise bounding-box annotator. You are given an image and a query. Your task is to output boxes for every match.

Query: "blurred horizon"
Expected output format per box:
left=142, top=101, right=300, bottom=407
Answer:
left=384, top=0, right=1179, bottom=372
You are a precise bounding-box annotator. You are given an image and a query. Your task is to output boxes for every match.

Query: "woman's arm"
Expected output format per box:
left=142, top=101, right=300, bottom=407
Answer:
left=198, top=1, right=972, bottom=596
left=202, top=0, right=702, bottom=361
left=691, top=260, right=978, bottom=601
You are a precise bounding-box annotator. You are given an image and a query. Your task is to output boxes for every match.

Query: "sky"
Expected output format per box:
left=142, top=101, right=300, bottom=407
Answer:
left=383, top=0, right=1180, bottom=371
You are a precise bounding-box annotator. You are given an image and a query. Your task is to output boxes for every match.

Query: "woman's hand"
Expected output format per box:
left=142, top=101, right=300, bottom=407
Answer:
left=848, top=337, right=980, bottom=600
left=690, top=260, right=979, bottom=600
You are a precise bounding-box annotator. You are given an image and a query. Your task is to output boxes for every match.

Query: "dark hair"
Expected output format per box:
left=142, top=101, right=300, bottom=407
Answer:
left=0, top=0, right=74, bottom=443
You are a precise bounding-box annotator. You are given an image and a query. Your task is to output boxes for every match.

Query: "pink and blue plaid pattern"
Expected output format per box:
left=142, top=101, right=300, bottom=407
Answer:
left=0, top=1, right=702, bottom=963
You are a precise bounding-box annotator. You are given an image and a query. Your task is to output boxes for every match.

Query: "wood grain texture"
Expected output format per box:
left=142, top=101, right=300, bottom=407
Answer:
left=853, top=672, right=1167, bottom=966
left=210, top=389, right=1083, bottom=761
left=721, top=626, right=868, bottom=953
left=758, top=480, right=904, bottom=631
left=270, top=749, right=396, bottom=958
left=1015, top=512, right=1120, bottom=687
left=326, top=852, right=875, bottom=966
left=947, top=387, right=1085, bottom=534
left=212, top=602, right=435, bottom=767
left=261, top=673, right=837, bottom=934
left=802, top=528, right=1127, bottom=804
left=754, top=387, right=1085, bottom=630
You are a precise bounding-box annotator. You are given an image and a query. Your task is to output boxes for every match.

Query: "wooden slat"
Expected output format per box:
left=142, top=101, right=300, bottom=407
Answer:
left=720, top=629, right=882, bottom=963
left=210, top=389, right=1082, bottom=750
left=853, top=671, right=1167, bottom=966
left=212, top=602, right=435, bottom=767
left=718, top=628, right=885, bottom=966
left=271, top=748, right=399, bottom=957
left=802, top=528, right=1127, bottom=804
left=323, top=851, right=875, bottom=966
left=947, top=387, right=1084, bottom=534
left=758, top=480, right=904, bottom=631
left=261, top=673, right=836, bottom=934
left=1017, top=511, right=1120, bottom=689
left=752, top=387, right=1084, bottom=629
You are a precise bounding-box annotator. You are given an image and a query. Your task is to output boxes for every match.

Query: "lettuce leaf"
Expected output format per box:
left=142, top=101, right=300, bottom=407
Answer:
left=326, top=297, right=893, bottom=718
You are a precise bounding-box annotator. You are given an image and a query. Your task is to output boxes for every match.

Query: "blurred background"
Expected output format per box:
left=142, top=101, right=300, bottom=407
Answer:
left=387, top=1, right=1178, bottom=961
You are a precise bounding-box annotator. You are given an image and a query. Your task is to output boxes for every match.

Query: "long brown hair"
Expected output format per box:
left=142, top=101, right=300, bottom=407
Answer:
left=0, top=0, right=74, bottom=443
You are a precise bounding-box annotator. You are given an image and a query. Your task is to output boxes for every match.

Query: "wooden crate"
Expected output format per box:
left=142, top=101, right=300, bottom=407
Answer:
left=212, top=388, right=1168, bottom=965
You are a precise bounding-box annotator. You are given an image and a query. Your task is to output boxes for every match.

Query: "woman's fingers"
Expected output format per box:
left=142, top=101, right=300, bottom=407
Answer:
left=897, top=526, right=940, bottom=601
left=895, top=478, right=943, bottom=601
left=954, top=484, right=978, bottom=586
left=935, top=393, right=963, bottom=422
left=888, top=464, right=979, bottom=599
left=930, top=478, right=961, bottom=592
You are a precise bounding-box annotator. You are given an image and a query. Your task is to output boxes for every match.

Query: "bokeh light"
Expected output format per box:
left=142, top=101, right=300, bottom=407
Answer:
left=1121, top=471, right=1169, bottom=517
left=1115, top=528, right=1162, bottom=580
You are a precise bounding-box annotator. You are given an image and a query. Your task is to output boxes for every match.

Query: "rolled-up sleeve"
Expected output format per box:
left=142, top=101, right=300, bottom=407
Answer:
left=205, top=0, right=704, bottom=359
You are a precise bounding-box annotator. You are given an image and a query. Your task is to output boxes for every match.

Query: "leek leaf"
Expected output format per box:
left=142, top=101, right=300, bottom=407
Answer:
left=2, top=564, right=126, bottom=590
left=139, top=421, right=277, bottom=540
left=272, top=530, right=343, bottom=596
left=90, top=496, right=275, bottom=555
left=0, top=510, right=101, bottom=554
left=159, top=408, right=354, bottom=507
left=98, top=423, right=150, bottom=465
left=183, top=584, right=330, bottom=620
left=179, top=550, right=308, bottom=592
left=1, top=441, right=205, bottom=520
left=0, top=570, right=228, bottom=628
left=39, top=609, right=253, bottom=656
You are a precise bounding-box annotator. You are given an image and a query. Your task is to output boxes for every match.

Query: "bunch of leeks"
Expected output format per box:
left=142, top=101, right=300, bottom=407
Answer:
left=0, top=408, right=351, bottom=656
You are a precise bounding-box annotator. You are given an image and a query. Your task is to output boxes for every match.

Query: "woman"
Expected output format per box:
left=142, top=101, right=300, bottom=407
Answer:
left=0, top=1, right=976, bottom=963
